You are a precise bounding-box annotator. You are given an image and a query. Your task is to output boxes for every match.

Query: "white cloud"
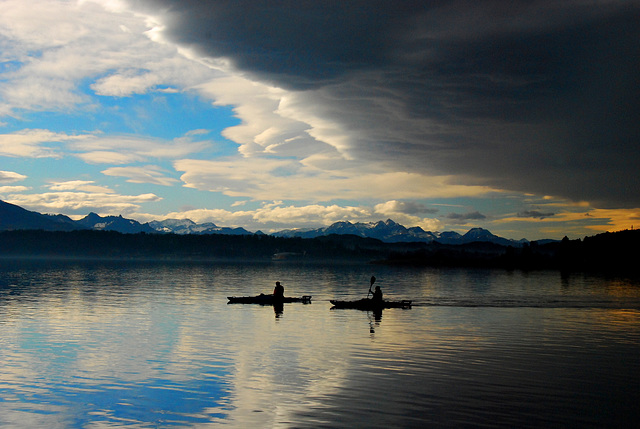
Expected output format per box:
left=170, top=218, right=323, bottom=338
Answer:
left=374, top=200, right=443, bottom=231
left=90, top=70, right=163, bottom=96
left=0, top=0, right=218, bottom=114
left=196, top=75, right=329, bottom=159
left=0, top=186, right=30, bottom=194
left=0, top=128, right=211, bottom=165
left=375, top=200, right=438, bottom=216
left=70, top=133, right=212, bottom=164
left=0, top=129, right=89, bottom=158
left=47, top=180, right=115, bottom=193
left=252, top=203, right=372, bottom=227
left=102, top=165, right=179, bottom=186
left=5, top=191, right=161, bottom=214
left=76, top=151, right=145, bottom=165
left=0, top=1, right=88, bottom=48
left=175, top=157, right=494, bottom=201
left=0, top=170, right=27, bottom=183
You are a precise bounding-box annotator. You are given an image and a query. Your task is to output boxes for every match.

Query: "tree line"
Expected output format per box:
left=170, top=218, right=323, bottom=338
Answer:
left=0, top=228, right=637, bottom=274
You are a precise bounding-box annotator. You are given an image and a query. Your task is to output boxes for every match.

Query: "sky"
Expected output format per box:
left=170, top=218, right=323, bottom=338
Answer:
left=0, top=0, right=639, bottom=240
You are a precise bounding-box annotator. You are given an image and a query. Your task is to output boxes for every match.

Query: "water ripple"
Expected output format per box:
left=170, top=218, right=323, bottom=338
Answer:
left=1, top=261, right=639, bottom=428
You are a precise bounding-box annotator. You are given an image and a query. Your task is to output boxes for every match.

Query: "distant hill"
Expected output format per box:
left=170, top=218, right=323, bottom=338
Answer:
left=0, top=200, right=83, bottom=231
left=457, top=227, right=529, bottom=247
left=379, top=228, right=640, bottom=274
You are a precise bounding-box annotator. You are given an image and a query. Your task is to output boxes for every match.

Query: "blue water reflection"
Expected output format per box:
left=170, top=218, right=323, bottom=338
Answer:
left=0, top=261, right=235, bottom=427
left=1, top=260, right=639, bottom=428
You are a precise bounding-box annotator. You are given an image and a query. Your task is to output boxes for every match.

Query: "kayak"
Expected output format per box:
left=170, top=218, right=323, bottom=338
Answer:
left=227, top=294, right=312, bottom=304
left=330, top=298, right=412, bottom=310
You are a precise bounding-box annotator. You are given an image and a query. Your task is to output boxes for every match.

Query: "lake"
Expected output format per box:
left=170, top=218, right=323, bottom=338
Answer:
left=1, top=259, right=639, bottom=428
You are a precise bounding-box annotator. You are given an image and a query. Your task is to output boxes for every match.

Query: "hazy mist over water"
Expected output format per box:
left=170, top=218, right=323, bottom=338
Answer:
left=1, top=260, right=639, bottom=428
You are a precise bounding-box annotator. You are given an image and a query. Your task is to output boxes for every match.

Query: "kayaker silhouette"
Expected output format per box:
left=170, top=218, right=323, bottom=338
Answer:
left=372, top=286, right=383, bottom=303
left=273, top=281, right=284, bottom=299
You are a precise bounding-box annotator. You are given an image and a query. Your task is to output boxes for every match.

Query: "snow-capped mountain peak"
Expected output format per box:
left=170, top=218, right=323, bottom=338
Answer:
left=272, top=220, right=526, bottom=246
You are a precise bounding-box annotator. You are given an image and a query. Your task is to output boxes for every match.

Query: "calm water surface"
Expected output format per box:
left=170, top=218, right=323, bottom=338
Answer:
left=1, top=260, right=639, bottom=428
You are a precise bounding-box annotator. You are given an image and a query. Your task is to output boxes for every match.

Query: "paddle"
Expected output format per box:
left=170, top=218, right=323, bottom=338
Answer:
left=367, top=275, right=376, bottom=298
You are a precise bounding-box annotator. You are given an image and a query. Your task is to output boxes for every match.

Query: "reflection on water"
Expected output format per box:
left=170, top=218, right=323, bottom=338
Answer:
left=1, top=260, right=639, bottom=428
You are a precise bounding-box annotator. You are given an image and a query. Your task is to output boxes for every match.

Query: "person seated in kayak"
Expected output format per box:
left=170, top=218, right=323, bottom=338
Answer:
left=273, top=281, right=284, bottom=299
left=372, top=285, right=383, bottom=303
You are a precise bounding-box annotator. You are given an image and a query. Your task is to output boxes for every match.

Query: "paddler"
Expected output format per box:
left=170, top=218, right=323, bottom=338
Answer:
left=273, top=281, right=284, bottom=299
left=372, top=285, right=383, bottom=303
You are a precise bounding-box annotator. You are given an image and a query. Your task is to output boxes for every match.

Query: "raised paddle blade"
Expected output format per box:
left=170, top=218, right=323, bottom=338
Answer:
left=367, top=275, right=376, bottom=298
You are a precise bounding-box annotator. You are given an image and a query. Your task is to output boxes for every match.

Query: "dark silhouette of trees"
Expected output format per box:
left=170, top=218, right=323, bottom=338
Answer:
left=1, top=228, right=637, bottom=274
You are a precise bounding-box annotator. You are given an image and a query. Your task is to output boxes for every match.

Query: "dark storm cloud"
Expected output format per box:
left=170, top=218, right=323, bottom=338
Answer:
left=446, top=211, right=486, bottom=221
left=128, top=0, right=416, bottom=88
left=518, top=210, right=555, bottom=219
left=129, top=0, right=640, bottom=208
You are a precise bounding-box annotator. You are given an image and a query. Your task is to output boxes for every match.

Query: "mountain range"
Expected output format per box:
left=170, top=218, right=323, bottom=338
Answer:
left=0, top=199, right=531, bottom=246
left=146, top=218, right=255, bottom=235
left=272, top=219, right=530, bottom=246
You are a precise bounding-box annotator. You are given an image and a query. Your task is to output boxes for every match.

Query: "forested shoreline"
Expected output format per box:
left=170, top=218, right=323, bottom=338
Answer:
left=0, top=228, right=637, bottom=274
